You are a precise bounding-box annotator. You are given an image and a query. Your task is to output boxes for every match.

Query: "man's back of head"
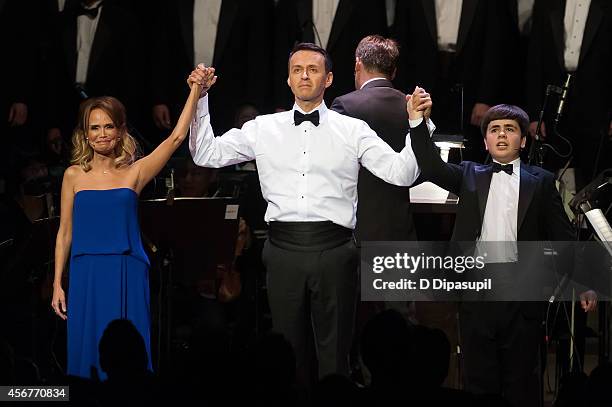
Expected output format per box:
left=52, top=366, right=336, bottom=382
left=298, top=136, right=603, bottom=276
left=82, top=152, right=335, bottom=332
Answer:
left=354, top=35, right=399, bottom=89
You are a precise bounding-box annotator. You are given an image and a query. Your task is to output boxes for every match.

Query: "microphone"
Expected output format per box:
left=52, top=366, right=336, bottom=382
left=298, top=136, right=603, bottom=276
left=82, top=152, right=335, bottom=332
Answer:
left=165, top=168, right=175, bottom=206
left=555, top=73, right=572, bottom=125
left=546, top=84, right=562, bottom=96
left=45, top=192, right=56, bottom=217
left=75, top=83, right=89, bottom=100
left=301, top=20, right=323, bottom=48
left=549, top=272, right=569, bottom=303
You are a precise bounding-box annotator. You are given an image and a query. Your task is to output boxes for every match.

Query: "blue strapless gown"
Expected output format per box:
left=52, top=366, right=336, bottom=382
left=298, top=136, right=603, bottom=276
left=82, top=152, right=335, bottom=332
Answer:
left=67, top=188, right=151, bottom=380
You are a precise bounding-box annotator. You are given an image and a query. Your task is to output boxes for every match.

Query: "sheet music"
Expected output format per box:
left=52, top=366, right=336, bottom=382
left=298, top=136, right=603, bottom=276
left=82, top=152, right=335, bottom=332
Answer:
left=409, top=141, right=460, bottom=204
left=585, top=208, right=612, bottom=256
left=225, top=205, right=239, bottom=220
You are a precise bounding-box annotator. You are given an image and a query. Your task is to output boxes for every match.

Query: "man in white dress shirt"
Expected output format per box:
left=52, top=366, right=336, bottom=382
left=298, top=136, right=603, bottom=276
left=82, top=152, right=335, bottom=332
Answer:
left=187, top=42, right=432, bottom=383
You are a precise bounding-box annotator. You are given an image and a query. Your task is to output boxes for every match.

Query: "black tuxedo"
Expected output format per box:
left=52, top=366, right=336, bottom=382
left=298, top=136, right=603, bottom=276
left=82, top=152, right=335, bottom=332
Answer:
left=0, top=0, right=38, bottom=178
left=409, top=121, right=573, bottom=243
left=394, top=0, right=502, bottom=110
left=500, top=0, right=529, bottom=107
left=526, top=0, right=612, bottom=184
left=151, top=0, right=273, bottom=134
left=273, top=0, right=388, bottom=108
left=410, top=120, right=574, bottom=405
left=0, top=0, right=35, bottom=113
left=0, top=0, right=36, bottom=119
left=393, top=0, right=504, bottom=159
left=330, top=78, right=416, bottom=242
left=47, top=2, right=146, bottom=135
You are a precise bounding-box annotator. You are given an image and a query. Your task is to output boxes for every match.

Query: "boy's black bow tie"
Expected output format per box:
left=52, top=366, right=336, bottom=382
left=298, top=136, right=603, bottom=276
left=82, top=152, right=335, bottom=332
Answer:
left=492, top=162, right=513, bottom=175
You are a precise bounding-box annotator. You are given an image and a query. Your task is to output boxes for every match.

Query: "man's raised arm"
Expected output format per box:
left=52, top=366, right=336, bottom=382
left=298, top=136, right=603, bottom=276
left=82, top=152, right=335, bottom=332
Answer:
left=356, top=87, right=434, bottom=187
left=188, top=65, right=257, bottom=168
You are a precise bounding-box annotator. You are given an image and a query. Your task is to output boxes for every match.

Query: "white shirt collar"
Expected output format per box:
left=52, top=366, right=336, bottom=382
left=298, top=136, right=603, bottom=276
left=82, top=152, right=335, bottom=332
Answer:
left=360, top=77, right=389, bottom=89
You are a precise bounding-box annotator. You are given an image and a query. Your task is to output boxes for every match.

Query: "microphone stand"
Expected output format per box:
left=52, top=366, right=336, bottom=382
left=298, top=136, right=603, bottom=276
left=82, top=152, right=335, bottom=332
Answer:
left=529, top=73, right=573, bottom=168
left=528, top=85, right=556, bottom=167
left=552, top=74, right=574, bottom=180
left=553, top=74, right=571, bottom=131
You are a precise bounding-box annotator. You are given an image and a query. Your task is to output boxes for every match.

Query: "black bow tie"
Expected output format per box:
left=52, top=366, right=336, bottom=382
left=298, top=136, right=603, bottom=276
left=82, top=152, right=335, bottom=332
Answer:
left=294, top=110, right=320, bottom=126
left=76, top=3, right=102, bottom=19
left=492, top=162, right=514, bottom=175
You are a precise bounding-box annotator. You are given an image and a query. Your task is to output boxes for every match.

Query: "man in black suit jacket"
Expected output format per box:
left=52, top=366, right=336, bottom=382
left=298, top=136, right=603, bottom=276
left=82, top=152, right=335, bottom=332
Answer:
left=46, top=0, right=146, bottom=145
left=501, top=0, right=534, bottom=108
left=273, top=0, right=388, bottom=109
left=0, top=0, right=36, bottom=181
left=526, top=0, right=612, bottom=187
left=151, top=0, right=273, bottom=136
left=407, top=97, right=590, bottom=406
left=329, top=35, right=419, bottom=384
left=330, top=35, right=415, bottom=242
left=0, top=0, right=34, bottom=132
left=394, top=0, right=506, bottom=161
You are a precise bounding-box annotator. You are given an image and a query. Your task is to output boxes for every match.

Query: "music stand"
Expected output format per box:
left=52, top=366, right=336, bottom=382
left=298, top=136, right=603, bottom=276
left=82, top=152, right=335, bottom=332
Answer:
left=4, top=216, right=59, bottom=281
left=1, top=216, right=60, bottom=374
left=139, top=197, right=239, bottom=373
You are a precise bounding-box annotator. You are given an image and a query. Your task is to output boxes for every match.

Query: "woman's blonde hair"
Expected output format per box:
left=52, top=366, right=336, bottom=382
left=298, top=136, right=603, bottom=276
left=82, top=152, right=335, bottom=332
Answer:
left=71, top=96, right=141, bottom=172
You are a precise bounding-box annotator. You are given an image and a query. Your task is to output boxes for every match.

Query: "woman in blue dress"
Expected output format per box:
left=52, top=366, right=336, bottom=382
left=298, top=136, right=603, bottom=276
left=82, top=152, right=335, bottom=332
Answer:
left=51, top=67, right=217, bottom=379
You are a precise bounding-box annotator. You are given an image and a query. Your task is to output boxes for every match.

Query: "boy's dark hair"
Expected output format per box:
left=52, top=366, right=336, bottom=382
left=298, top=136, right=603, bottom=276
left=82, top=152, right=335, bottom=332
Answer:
left=288, top=42, right=332, bottom=73
left=355, top=35, right=399, bottom=79
left=480, top=104, right=529, bottom=138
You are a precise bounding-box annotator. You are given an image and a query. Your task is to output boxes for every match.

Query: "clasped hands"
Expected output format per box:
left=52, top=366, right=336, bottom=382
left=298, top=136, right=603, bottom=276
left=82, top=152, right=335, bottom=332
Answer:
left=406, top=86, right=432, bottom=121
left=187, top=63, right=218, bottom=98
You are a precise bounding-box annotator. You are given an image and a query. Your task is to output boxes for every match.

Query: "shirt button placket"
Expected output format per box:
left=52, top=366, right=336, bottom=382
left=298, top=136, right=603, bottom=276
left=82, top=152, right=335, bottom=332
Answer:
left=298, top=127, right=310, bottom=217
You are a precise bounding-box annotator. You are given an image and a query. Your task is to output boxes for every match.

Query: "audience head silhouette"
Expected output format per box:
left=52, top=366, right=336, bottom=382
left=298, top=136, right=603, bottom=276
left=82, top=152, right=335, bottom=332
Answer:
left=586, top=363, right=612, bottom=406
left=361, top=309, right=413, bottom=386
left=99, top=319, right=148, bottom=380
left=412, top=325, right=451, bottom=388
